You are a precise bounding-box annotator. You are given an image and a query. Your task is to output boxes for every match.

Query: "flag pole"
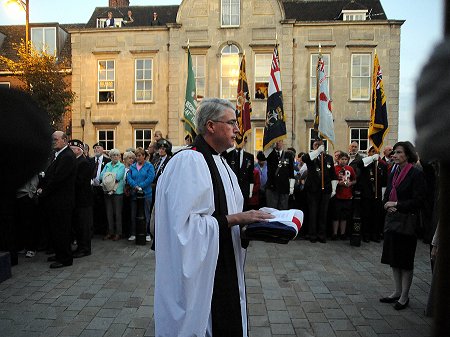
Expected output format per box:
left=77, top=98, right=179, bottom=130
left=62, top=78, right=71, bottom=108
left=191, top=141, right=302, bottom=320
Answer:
left=375, top=159, right=378, bottom=199
left=318, top=44, right=324, bottom=190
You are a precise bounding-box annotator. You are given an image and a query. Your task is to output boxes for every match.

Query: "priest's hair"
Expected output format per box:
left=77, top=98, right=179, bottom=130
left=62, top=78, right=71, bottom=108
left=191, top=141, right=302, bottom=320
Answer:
left=195, top=98, right=235, bottom=135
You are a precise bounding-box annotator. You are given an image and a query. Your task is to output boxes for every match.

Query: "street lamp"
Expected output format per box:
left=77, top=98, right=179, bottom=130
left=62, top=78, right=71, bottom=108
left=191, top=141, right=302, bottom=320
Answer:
left=5, top=0, right=29, bottom=52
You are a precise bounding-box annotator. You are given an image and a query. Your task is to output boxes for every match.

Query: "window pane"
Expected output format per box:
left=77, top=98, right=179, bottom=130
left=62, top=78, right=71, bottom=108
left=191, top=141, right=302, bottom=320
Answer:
left=44, top=28, right=56, bottom=55
left=135, top=58, right=153, bottom=101
left=221, top=46, right=239, bottom=99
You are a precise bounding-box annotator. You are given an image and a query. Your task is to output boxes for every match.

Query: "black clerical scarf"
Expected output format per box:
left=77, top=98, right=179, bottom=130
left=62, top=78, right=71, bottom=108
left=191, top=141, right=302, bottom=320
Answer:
left=191, top=135, right=244, bottom=336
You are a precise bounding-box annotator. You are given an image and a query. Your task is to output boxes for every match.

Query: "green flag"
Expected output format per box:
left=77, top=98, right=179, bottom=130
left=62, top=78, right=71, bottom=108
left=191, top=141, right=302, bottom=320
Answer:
left=184, top=49, right=197, bottom=140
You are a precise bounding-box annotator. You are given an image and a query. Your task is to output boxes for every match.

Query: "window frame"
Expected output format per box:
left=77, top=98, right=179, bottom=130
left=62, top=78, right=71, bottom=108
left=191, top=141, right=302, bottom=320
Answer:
left=134, top=58, right=153, bottom=103
left=254, top=53, right=272, bottom=100
left=98, top=60, right=116, bottom=103
left=221, top=0, right=240, bottom=27
left=310, top=53, right=331, bottom=100
left=350, top=53, right=371, bottom=101
left=97, top=129, right=115, bottom=151
left=96, top=17, right=124, bottom=28
left=220, top=44, right=240, bottom=100
left=0, top=82, right=10, bottom=89
left=134, top=128, right=153, bottom=149
left=31, top=27, right=57, bottom=55
left=309, top=129, right=328, bottom=152
left=342, top=10, right=367, bottom=21
left=191, top=54, right=206, bottom=101
left=349, top=127, right=369, bottom=154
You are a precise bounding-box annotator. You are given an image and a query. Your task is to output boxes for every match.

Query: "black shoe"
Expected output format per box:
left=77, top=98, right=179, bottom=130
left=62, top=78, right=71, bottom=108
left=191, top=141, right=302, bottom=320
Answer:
left=49, top=262, right=72, bottom=269
left=318, top=238, right=327, bottom=243
left=73, top=251, right=91, bottom=259
left=340, top=235, right=348, bottom=241
left=310, top=238, right=317, bottom=243
left=47, top=255, right=57, bottom=262
left=379, top=295, right=400, bottom=303
left=394, top=298, right=409, bottom=310
left=331, top=234, right=338, bottom=241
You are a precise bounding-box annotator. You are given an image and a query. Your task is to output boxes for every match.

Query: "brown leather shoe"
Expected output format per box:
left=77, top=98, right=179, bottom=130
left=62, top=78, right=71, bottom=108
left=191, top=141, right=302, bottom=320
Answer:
left=103, top=234, right=112, bottom=240
left=112, top=235, right=121, bottom=241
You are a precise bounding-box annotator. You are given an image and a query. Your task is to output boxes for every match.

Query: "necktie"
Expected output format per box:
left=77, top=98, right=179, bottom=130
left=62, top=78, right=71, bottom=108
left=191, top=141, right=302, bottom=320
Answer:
left=92, top=158, right=99, bottom=179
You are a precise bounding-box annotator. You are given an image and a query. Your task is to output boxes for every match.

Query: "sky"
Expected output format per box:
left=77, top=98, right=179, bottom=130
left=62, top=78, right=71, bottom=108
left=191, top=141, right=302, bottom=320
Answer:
left=0, top=0, right=444, bottom=143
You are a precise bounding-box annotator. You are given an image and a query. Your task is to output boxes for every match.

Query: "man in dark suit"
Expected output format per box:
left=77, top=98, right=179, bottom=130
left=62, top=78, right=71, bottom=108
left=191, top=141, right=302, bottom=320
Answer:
left=265, top=140, right=295, bottom=210
left=223, top=140, right=254, bottom=211
left=37, top=131, right=76, bottom=268
left=302, top=140, right=338, bottom=243
left=69, top=139, right=93, bottom=258
left=91, top=142, right=110, bottom=235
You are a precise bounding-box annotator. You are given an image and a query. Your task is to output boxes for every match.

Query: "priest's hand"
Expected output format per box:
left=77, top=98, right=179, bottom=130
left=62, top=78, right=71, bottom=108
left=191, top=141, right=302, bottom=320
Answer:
left=226, top=210, right=274, bottom=228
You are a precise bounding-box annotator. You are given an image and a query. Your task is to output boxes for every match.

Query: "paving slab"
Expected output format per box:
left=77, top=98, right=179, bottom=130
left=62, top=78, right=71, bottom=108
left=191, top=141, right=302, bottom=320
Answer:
left=0, top=236, right=433, bottom=336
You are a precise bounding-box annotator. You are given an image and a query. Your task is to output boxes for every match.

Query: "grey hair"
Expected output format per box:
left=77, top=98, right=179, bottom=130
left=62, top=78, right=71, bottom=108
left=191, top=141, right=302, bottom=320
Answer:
left=109, top=148, right=121, bottom=157
left=123, top=151, right=136, bottom=161
left=195, top=98, right=235, bottom=136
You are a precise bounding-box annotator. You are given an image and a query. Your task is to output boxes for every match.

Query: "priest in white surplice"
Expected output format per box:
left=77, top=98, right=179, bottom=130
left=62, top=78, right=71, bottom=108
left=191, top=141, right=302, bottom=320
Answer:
left=154, top=98, right=273, bottom=337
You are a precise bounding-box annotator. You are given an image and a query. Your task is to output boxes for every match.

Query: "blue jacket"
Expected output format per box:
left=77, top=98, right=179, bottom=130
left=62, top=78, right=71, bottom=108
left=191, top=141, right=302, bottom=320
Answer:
left=127, top=161, right=155, bottom=200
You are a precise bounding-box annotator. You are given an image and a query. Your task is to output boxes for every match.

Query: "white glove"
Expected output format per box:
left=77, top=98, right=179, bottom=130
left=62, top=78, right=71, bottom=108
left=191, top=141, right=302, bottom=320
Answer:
left=289, top=178, right=295, bottom=195
left=362, top=153, right=380, bottom=167
left=309, top=145, right=325, bottom=160
left=249, top=183, right=254, bottom=199
left=331, top=180, right=338, bottom=198
left=382, top=187, right=386, bottom=199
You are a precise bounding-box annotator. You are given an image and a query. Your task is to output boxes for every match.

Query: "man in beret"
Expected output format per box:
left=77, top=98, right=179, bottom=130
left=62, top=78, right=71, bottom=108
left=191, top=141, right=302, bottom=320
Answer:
left=69, top=139, right=93, bottom=258
left=37, top=131, right=76, bottom=268
left=91, top=142, right=110, bottom=235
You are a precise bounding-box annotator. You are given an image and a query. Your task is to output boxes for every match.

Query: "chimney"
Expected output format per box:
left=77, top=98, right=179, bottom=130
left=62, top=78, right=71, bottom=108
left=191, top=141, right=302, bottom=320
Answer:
left=109, top=0, right=130, bottom=7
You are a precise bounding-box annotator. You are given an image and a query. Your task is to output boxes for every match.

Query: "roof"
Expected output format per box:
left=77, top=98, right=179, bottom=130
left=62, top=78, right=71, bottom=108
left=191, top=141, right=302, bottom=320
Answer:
left=85, top=5, right=179, bottom=28
left=282, top=0, right=387, bottom=21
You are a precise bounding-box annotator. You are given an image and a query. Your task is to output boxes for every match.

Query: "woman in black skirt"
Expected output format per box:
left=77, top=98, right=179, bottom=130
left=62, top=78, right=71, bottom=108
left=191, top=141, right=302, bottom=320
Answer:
left=380, top=141, right=426, bottom=310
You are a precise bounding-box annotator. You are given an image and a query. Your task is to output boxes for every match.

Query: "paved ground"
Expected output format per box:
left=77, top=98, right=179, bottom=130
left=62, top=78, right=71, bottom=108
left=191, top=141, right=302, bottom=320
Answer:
left=0, top=236, right=433, bottom=337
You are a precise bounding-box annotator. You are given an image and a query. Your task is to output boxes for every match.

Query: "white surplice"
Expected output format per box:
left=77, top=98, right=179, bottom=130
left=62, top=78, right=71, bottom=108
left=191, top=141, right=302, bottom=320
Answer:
left=154, top=150, right=246, bottom=337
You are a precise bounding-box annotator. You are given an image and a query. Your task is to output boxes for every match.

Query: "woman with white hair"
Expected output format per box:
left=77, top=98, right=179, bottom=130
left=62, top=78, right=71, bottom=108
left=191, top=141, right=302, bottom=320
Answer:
left=100, top=148, right=125, bottom=241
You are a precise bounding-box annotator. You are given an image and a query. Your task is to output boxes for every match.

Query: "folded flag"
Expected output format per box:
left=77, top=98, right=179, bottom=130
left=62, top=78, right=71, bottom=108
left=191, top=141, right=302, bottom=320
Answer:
left=242, top=207, right=303, bottom=244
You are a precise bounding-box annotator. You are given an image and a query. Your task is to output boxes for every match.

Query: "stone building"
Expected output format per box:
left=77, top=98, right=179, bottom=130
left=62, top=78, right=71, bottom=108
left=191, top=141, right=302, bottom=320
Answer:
left=2, top=0, right=404, bottom=154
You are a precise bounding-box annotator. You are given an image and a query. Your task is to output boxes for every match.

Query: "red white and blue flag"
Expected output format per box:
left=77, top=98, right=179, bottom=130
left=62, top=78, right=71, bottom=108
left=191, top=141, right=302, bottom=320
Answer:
left=263, top=46, right=286, bottom=156
left=314, top=55, right=335, bottom=147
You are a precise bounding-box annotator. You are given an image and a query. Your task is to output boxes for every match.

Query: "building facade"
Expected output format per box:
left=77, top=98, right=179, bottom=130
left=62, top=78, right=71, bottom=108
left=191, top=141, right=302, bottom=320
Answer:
left=2, top=0, right=404, bottom=154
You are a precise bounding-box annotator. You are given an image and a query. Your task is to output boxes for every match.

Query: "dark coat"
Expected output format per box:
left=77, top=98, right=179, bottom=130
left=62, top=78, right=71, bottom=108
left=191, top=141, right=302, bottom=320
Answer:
left=383, top=165, right=426, bottom=214
left=266, top=149, right=294, bottom=194
left=302, top=152, right=337, bottom=194
left=90, top=155, right=111, bottom=180
left=223, top=149, right=254, bottom=199
left=74, top=155, right=93, bottom=208
left=39, top=146, right=76, bottom=209
left=153, top=155, right=172, bottom=188
left=357, top=159, right=388, bottom=199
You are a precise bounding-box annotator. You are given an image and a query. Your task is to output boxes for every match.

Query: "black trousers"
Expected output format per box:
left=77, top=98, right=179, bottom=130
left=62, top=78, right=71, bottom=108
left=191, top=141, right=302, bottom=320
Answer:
left=73, top=206, right=92, bottom=254
left=306, top=191, right=331, bottom=240
left=46, top=206, right=73, bottom=265
left=361, top=197, right=383, bottom=239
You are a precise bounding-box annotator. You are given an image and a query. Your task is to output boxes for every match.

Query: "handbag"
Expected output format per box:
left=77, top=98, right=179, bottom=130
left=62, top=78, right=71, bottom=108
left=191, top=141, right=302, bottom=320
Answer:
left=384, top=211, right=418, bottom=236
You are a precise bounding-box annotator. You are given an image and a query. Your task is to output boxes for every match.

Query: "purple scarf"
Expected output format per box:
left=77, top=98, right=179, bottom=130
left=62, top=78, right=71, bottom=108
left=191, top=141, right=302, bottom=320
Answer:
left=389, top=163, right=413, bottom=202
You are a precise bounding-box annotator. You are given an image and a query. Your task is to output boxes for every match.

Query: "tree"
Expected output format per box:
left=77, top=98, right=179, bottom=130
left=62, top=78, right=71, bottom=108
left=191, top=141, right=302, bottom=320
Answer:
left=0, top=41, right=75, bottom=126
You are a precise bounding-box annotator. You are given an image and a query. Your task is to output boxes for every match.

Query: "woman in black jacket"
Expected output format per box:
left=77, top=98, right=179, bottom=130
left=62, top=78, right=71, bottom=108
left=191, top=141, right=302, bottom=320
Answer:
left=379, top=141, right=426, bottom=310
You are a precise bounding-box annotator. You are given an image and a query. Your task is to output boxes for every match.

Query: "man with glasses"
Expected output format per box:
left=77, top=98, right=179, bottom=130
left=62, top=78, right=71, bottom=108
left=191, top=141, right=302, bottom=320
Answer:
left=154, top=98, right=272, bottom=336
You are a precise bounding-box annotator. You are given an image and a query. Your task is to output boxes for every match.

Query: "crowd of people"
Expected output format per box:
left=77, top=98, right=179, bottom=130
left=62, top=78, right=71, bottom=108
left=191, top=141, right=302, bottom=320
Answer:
left=8, top=128, right=175, bottom=268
